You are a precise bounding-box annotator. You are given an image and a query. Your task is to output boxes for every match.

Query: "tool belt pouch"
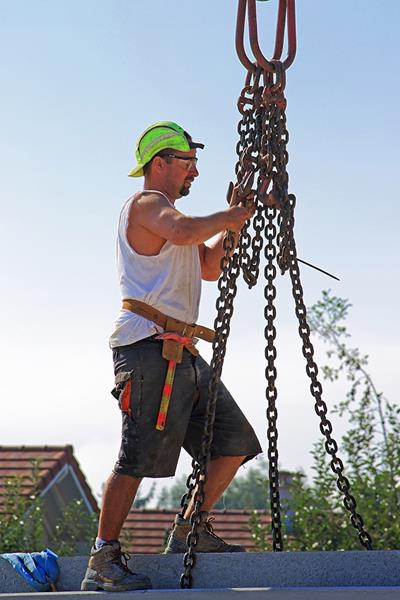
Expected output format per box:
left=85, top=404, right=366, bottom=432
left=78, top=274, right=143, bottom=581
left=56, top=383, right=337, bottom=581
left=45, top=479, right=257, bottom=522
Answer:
left=111, top=371, right=133, bottom=417
left=161, top=317, right=199, bottom=363
left=162, top=339, right=184, bottom=363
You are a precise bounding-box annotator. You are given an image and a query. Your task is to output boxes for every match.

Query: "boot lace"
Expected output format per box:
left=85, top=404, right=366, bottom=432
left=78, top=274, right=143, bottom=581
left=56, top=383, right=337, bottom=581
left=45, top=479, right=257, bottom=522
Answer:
left=203, top=516, right=228, bottom=545
left=109, top=546, right=133, bottom=573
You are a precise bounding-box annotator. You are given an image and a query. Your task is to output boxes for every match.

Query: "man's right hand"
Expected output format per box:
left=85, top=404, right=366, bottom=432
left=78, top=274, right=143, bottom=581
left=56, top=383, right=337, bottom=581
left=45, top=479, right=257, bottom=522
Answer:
left=225, top=203, right=255, bottom=232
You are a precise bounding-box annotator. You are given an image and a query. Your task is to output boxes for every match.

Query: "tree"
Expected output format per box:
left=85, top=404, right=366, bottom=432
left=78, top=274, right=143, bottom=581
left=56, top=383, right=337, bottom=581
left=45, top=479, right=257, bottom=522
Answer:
left=0, top=460, right=45, bottom=553
left=213, top=460, right=269, bottom=510
left=282, top=290, right=400, bottom=550
left=133, top=483, right=156, bottom=509
left=156, top=474, right=188, bottom=510
left=50, top=500, right=98, bottom=555
left=156, top=459, right=269, bottom=511
left=0, top=460, right=98, bottom=555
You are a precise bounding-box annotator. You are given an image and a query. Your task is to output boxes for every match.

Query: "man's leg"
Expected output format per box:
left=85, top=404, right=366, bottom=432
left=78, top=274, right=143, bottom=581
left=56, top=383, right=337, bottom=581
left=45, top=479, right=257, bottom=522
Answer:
left=83, top=339, right=198, bottom=585
left=165, top=455, right=248, bottom=554
left=165, top=354, right=262, bottom=555
left=81, top=472, right=152, bottom=591
left=97, top=455, right=244, bottom=543
left=183, top=455, right=246, bottom=518
left=98, top=472, right=141, bottom=541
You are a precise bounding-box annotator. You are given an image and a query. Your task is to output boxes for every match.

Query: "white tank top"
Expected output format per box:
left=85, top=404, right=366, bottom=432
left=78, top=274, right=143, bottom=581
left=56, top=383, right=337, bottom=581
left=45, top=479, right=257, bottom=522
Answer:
left=109, top=190, right=202, bottom=348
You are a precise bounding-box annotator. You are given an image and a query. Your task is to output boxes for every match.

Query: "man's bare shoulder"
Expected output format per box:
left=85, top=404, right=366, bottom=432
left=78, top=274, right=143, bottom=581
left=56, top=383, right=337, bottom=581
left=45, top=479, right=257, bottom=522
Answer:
left=129, top=191, right=178, bottom=235
left=135, top=191, right=171, bottom=209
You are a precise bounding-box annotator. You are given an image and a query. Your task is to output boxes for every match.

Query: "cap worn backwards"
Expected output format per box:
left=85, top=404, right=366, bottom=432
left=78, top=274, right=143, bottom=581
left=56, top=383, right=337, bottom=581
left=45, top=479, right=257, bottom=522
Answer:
left=128, top=121, right=204, bottom=178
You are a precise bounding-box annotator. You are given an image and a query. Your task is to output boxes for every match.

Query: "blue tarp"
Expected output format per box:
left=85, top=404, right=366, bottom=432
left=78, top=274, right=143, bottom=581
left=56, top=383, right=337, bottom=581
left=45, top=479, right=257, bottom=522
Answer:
left=0, top=548, right=59, bottom=592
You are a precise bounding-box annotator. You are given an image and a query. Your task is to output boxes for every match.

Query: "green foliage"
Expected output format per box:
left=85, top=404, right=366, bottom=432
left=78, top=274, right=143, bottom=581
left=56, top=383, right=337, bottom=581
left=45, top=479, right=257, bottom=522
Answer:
left=0, top=460, right=45, bottom=552
left=156, top=474, right=187, bottom=510
left=0, top=459, right=98, bottom=555
left=248, top=510, right=270, bottom=551
left=284, top=290, right=400, bottom=550
left=49, top=500, right=98, bottom=556
left=214, top=461, right=269, bottom=510
left=156, top=460, right=269, bottom=510
left=149, top=289, right=400, bottom=552
left=284, top=443, right=355, bottom=551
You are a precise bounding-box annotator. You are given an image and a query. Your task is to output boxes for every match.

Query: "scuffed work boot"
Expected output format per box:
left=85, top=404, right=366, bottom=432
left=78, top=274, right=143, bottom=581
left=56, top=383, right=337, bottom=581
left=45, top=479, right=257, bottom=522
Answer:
left=164, top=512, right=246, bottom=554
left=81, top=541, right=152, bottom=592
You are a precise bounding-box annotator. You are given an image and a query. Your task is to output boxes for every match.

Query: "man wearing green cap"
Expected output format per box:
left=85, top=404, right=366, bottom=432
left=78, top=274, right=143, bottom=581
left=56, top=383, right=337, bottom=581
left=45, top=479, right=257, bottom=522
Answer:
left=81, top=122, right=262, bottom=592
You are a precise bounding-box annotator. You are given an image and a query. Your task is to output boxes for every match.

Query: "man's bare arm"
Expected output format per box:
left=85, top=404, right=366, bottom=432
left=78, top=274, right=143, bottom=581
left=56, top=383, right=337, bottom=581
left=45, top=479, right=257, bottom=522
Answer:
left=198, top=185, right=256, bottom=280
left=135, top=194, right=253, bottom=246
left=198, top=232, right=240, bottom=281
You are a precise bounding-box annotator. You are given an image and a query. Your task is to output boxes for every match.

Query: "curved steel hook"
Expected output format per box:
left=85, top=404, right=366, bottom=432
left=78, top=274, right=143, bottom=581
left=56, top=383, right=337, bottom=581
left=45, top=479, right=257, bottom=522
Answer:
left=283, top=0, right=296, bottom=69
left=272, top=0, right=287, bottom=61
left=247, top=0, right=275, bottom=72
left=236, top=0, right=256, bottom=73
left=236, top=0, right=297, bottom=73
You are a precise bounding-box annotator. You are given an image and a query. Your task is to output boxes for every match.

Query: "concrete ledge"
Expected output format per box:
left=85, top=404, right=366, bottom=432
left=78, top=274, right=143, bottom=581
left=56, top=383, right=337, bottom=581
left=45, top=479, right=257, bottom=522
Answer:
left=0, top=551, right=399, bottom=594
left=1, top=588, right=400, bottom=599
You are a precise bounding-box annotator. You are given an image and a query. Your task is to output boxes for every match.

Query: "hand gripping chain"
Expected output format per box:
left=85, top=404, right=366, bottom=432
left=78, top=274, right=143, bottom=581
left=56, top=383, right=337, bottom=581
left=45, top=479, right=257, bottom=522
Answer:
left=180, top=0, right=372, bottom=588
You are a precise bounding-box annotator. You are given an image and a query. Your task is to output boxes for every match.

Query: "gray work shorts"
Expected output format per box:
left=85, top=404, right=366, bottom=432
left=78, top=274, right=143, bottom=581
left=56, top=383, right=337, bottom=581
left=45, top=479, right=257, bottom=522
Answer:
left=112, top=337, right=262, bottom=478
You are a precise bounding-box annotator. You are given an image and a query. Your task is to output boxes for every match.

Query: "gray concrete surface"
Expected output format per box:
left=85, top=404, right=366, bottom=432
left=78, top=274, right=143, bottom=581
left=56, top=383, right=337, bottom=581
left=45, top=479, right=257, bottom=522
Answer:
left=0, top=551, right=399, bottom=594
left=1, top=588, right=400, bottom=599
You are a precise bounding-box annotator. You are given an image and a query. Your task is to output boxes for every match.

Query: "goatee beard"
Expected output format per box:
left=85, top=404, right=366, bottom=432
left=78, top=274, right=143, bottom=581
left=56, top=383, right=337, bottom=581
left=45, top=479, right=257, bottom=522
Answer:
left=180, top=178, right=194, bottom=197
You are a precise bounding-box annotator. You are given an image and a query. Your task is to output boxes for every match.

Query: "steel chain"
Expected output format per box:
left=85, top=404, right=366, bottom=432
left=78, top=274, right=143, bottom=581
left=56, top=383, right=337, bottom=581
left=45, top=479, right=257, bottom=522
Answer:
left=264, top=206, right=283, bottom=551
left=255, top=80, right=285, bottom=549
left=235, top=88, right=254, bottom=286
left=180, top=234, right=241, bottom=588
left=262, top=72, right=373, bottom=550
left=235, top=71, right=266, bottom=288
left=261, top=82, right=291, bottom=275
left=283, top=196, right=373, bottom=550
left=179, top=459, right=200, bottom=517
left=181, top=53, right=373, bottom=587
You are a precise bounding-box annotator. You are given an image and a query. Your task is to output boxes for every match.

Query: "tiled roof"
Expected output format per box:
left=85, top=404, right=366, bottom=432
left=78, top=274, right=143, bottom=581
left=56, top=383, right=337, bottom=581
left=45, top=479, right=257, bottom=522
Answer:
left=122, top=509, right=271, bottom=554
left=0, top=445, right=99, bottom=514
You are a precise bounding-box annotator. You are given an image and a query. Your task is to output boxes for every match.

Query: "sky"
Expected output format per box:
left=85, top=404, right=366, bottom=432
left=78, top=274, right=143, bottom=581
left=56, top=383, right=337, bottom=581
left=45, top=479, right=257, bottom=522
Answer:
left=0, top=1, right=399, bottom=505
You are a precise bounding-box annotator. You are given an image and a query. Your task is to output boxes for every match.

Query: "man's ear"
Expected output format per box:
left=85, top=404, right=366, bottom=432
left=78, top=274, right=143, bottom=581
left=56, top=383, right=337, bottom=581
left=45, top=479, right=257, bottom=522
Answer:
left=151, top=156, right=164, bottom=172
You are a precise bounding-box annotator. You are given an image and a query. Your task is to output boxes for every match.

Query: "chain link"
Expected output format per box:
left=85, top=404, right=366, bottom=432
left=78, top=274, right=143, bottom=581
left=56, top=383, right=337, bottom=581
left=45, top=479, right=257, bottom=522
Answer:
left=179, top=459, right=200, bottom=518
left=180, top=57, right=372, bottom=587
left=260, top=64, right=373, bottom=551
left=253, top=69, right=286, bottom=550
left=284, top=198, right=373, bottom=549
left=180, top=235, right=241, bottom=588
left=264, top=206, right=282, bottom=551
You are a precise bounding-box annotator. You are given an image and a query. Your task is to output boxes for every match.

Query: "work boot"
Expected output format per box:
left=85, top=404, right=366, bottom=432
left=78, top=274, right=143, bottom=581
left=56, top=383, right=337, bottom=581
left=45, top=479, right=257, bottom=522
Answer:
left=164, top=512, right=246, bottom=554
left=81, top=541, right=152, bottom=592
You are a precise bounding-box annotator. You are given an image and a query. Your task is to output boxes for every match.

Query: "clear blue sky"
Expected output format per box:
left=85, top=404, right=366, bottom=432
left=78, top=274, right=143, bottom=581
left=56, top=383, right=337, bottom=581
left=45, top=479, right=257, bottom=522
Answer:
left=1, top=1, right=399, bottom=502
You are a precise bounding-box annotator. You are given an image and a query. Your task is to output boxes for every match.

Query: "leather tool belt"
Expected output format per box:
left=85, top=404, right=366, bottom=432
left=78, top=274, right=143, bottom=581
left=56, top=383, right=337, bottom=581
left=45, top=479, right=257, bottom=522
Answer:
left=122, top=298, right=215, bottom=363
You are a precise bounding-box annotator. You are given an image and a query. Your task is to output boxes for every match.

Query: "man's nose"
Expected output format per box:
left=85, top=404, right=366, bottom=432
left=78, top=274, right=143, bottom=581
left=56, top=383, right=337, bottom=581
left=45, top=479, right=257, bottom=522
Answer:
left=190, top=163, right=199, bottom=177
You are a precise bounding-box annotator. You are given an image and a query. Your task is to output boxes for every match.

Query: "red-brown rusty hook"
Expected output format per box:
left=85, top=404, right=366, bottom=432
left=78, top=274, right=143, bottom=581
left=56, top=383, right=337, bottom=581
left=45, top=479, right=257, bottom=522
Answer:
left=272, top=0, right=287, bottom=61
left=283, top=0, right=296, bottom=69
left=236, top=0, right=296, bottom=73
left=236, top=0, right=256, bottom=73
left=247, top=0, right=275, bottom=72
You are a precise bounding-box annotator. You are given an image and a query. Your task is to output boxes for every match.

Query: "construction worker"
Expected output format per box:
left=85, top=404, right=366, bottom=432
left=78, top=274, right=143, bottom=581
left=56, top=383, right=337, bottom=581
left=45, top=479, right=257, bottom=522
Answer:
left=81, top=122, right=262, bottom=592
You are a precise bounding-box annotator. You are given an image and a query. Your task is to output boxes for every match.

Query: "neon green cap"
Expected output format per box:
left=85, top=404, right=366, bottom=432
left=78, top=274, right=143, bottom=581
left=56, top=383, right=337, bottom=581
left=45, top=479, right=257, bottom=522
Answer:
left=128, top=121, right=204, bottom=177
